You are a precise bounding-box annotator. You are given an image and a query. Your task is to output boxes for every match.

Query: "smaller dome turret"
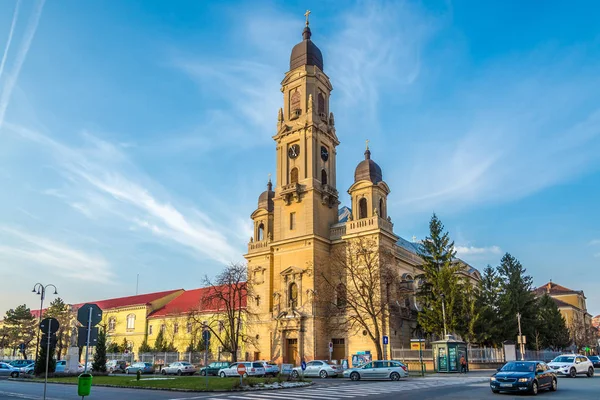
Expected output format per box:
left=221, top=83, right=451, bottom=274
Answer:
left=258, top=179, right=275, bottom=212
left=354, top=147, right=383, bottom=184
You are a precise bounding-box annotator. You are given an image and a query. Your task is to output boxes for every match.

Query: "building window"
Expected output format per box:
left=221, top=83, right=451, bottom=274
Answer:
left=317, top=93, right=325, bottom=116
left=289, top=282, right=298, bottom=309
left=336, top=284, right=347, bottom=308
left=108, top=318, right=116, bottom=331
left=358, top=198, right=368, bottom=219
left=174, top=323, right=179, bottom=334
left=126, top=314, right=135, bottom=330
left=321, top=169, right=327, bottom=185
left=290, top=167, right=299, bottom=184
left=186, top=322, right=192, bottom=334
left=160, top=324, right=165, bottom=333
left=290, top=89, right=301, bottom=115
left=149, top=325, right=153, bottom=335
left=256, top=295, right=261, bottom=307
left=379, top=198, right=386, bottom=219
left=290, top=212, right=296, bottom=230
left=257, top=223, right=264, bottom=241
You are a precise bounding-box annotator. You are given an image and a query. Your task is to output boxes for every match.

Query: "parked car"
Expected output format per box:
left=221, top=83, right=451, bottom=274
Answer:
left=218, top=362, right=265, bottom=377
left=55, top=360, right=84, bottom=373
left=20, top=362, right=35, bottom=374
left=125, top=362, right=155, bottom=375
left=291, top=360, right=341, bottom=379
left=256, top=360, right=279, bottom=377
left=199, top=362, right=230, bottom=376
left=9, top=360, right=32, bottom=368
left=343, top=360, right=408, bottom=381
left=0, top=362, right=20, bottom=378
left=106, top=360, right=128, bottom=373
left=162, top=361, right=196, bottom=376
left=490, top=361, right=557, bottom=395
left=548, top=354, right=594, bottom=378
left=588, top=355, right=600, bottom=369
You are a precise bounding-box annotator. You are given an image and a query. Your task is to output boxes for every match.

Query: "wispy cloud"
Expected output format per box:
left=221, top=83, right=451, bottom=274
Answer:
left=455, top=245, right=502, bottom=256
left=0, top=226, right=113, bottom=282
left=0, top=0, right=21, bottom=81
left=589, top=239, right=600, bottom=246
left=0, top=0, right=45, bottom=130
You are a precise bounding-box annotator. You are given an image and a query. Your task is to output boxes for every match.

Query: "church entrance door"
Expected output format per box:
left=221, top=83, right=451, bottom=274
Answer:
left=285, top=338, right=298, bottom=366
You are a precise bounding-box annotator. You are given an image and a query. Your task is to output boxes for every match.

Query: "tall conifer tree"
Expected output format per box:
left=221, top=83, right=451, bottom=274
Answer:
left=474, top=266, right=503, bottom=346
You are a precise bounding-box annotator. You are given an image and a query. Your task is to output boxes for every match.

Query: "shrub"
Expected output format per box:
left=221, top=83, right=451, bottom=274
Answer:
left=232, top=379, right=242, bottom=390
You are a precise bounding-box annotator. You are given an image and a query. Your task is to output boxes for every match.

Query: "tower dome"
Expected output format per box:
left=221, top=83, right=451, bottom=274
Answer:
left=354, top=148, right=383, bottom=184
left=257, top=180, right=274, bottom=212
left=289, top=17, right=323, bottom=71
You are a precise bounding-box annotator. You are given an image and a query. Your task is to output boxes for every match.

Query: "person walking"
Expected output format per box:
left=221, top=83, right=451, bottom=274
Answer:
left=460, top=355, right=467, bottom=374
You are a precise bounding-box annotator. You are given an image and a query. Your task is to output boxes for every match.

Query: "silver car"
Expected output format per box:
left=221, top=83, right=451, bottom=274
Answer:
left=0, top=362, right=20, bottom=378
left=343, top=360, right=408, bottom=381
left=291, top=360, right=341, bottom=378
left=161, top=361, right=197, bottom=376
left=218, top=362, right=265, bottom=377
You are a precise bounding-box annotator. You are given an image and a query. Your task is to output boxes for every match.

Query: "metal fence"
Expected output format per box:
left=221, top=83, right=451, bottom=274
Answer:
left=391, top=347, right=564, bottom=364
left=521, top=350, right=562, bottom=363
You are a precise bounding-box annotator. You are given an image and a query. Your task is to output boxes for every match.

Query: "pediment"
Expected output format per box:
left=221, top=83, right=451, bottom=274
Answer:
left=280, top=266, right=304, bottom=276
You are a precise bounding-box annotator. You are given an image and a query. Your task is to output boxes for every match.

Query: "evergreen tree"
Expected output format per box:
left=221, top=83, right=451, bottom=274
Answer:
left=3, top=305, right=36, bottom=358
left=153, top=329, right=167, bottom=352
left=497, top=253, right=537, bottom=347
left=92, top=328, right=107, bottom=372
left=44, top=298, right=72, bottom=360
left=138, top=339, right=152, bottom=353
left=34, top=338, right=56, bottom=375
left=106, top=342, right=121, bottom=354
left=535, top=294, right=571, bottom=350
left=457, top=275, right=479, bottom=343
left=121, top=338, right=129, bottom=353
left=416, top=214, right=464, bottom=338
left=473, top=266, right=503, bottom=346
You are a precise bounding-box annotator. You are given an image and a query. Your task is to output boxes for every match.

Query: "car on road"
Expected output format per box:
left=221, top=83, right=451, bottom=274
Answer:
left=20, top=362, right=35, bottom=375
left=291, top=360, right=341, bottom=379
left=548, top=354, right=594, bottom=378
left=55, top=360, right=84, bottom=373
left=0, top=362, right=20, bottom=378
left=586, top=355, right=600, bottom=369
left=199, top=362, right=230, bottom=376
left=343, top=360, right=408, bottom=381
left=9, top=360, right=32, bottom=368
left=162, top=361, right=197, bottom=376
left=125, top=362, right=155, bottom=375
left=106, top=360, right=128, bottom=373
left=256, top=360, right=279, bottom=377
left=218, top=362, right=265, bottom=377
left=490, top=361, right=557, bottom=395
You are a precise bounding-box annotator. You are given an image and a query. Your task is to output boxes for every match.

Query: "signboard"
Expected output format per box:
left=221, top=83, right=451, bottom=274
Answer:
left=301, top=361, right=306, bottom=371
left=328, top=342, right=333, bottom=353
left=517, top=335, right=526, bottom=344
left=410, top=339, right=426, bottom=351
left=383, top=336, right=389, bottom=345
left=77, top=327, right=99, bottom=347
left=351, top=354, right=372, bottom=367
left=280, top=364, right=293, bottom=375
left=77, top=304, right=103, bottom=326
left=40, top=318, right=60, bottom=335
left=341, top=359, right=349, bottom=370
left=237, top=363, right=247, bottom=376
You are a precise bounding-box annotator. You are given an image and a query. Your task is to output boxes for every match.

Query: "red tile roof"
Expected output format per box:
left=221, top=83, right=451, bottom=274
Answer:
left=534, top=282, right=583, bottom=296
left=30, top=309, right=47, bottom=319
left=149, top=284, right=247, bottom=319
left=72, top=289, right=182, bottom=311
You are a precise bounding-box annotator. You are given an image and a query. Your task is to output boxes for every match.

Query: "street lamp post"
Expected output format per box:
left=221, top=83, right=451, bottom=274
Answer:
left=440, top=293, right=447, bottom=338
left=32, top=283, right=58, bottom=362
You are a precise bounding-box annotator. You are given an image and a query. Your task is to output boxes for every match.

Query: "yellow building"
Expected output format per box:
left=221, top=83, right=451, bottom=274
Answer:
left=534, top=282, right=593, bottom=330
left=244, top=18, right=480, bottom=366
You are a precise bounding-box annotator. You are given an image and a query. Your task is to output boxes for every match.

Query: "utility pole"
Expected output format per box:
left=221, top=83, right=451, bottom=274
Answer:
left=517, top=312, right=525, bottom=361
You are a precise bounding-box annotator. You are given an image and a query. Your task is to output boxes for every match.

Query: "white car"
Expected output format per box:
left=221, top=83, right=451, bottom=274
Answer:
left=218, top=362, right=265, bottom=377
left=548, top=354, right=594, bottom=378
left=161, top=361, right=197, bottom=376
left=55, top=360, right=84, bottom=373
left=256, top=360, right=279, bottom=377
left=291, top=360, right=342, bottom=378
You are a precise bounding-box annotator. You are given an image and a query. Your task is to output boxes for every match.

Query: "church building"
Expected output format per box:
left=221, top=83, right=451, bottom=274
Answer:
left=244, top=16, right=480, bottom=366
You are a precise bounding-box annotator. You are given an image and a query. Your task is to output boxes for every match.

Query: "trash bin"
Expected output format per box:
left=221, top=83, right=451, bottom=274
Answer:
left=78, top=373, right=93, bottom=396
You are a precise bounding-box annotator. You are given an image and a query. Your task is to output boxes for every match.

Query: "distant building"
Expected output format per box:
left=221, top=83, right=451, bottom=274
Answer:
left=534, top=282, right=593, bottom=331
left=592, top=315, right=600, bottom=329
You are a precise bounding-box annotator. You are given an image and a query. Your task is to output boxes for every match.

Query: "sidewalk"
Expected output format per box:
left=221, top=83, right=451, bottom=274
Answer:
left=412, top=369, right=495, bottom=378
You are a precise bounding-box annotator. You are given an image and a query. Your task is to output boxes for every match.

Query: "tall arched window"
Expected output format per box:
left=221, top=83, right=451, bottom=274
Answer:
left=358, top=198, right=368, bottom=219
left=317, top=93, right=325, bottom=115
left=290, top=167, right=299, bottom=184
left=321, top=169, right=328, bottom=185
left=379, top=198, right=386, bottom=219
left=126, top=314, right=135, bottom=330
left=289, top=282, right=298, bottom=309
left=336, top=284, right=347, bottom=308
left=290, top=90, right=301, bottom=114
left=257, top=223, right=264, bottom=241
left=108, top=317, right=116, bottom=331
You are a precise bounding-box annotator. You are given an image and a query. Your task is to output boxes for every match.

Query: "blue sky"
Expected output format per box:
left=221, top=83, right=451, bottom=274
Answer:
left=0, top=0, right=599, bottom=318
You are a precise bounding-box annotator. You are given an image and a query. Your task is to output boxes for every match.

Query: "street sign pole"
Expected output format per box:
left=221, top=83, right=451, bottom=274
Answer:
left=84, top=306, right=93, bottom=374
left=43, top=319, right=52, bottom=400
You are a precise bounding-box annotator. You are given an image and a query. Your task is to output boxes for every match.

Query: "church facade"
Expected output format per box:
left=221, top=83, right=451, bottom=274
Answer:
left=244, top=18, right=480, bottom=366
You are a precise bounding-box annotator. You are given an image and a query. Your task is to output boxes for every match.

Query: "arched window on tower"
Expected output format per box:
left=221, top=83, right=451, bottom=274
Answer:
left=336, top=284, right=347, bottom=308
left=290, top=167, right=299, bottom=184
left=321, top=169, right=327, bottom=185
left=257, top=223, right=265, bottom=241
left=317, top=93, right=325, bottom=116
left=290, top=90, right=301, bottom=117
left=379, top=198, right=386, bottom=219
left=358, top=198, right=368, bottom=219
left=289, top=282, right=298, bottom=309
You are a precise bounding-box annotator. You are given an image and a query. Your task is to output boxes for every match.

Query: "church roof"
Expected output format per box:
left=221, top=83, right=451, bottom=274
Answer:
left=257, top=180, right=274, bottom=211
left=290, top=26, right=324, bottom=71
left=534, top=282, right=585, bottom=297
left=72, top=289, right=182, bottom=311
left=354, top=148, right=383, bottom=183
left=338, top=206, right=352, bottom=223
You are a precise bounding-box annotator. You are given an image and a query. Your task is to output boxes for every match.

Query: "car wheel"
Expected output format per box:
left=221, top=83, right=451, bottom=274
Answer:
left=161, top=370, right=167, bottom=375
left=531, top=381, right=538, bottom=396
left=319, top=370, right=328, bottom=379
left=587, top=367, right=594, bottom=377
left=177, top=370, right=182, bottom=376
left=10, top=371, right=19, bottom=378
left=569, top=368, right=577, bottom=378
left=550, top=378, right=557, bottom=392
left=350, top=372, right=360, bottom=381
left=390, top=372, right=400, bottom=381
left=126, top=369, right=130, bottom=374
left=200, top=370, right=206, bottom=376
left=291, top=370, right=299, bottom=378
left=219, top=372, right=226, bottom=378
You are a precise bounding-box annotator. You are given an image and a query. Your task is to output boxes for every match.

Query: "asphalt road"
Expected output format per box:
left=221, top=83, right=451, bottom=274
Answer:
left=0, top=374, right=598, bottom=399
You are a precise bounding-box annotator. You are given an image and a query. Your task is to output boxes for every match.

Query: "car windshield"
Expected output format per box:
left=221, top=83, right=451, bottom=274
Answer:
left=252, top=362, right=263, bottom=368
left=553, top=356, right=575, bottom=363
left=180, top=362, right=191, bottom=366
left=501, top=362, right=535, bottom=372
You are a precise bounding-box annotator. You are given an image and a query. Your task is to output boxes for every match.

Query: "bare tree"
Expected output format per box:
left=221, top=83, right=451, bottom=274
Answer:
left=189, top=263, right=252, bottom=362
left=318, top=237, right=398, bottom=360
left=571, top=314, right=598, bottom=351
